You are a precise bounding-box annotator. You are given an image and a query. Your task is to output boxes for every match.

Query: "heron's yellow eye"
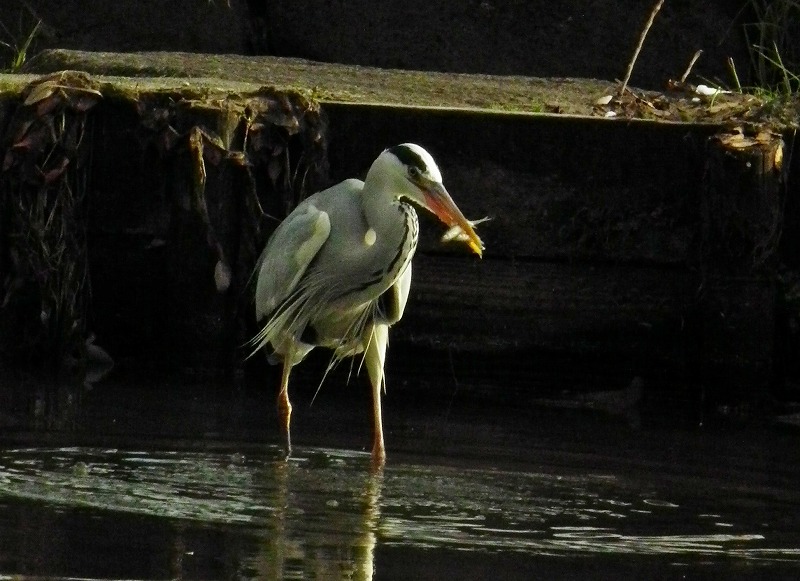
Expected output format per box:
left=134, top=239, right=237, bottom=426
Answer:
left=408, top=166, right=422, bottom=179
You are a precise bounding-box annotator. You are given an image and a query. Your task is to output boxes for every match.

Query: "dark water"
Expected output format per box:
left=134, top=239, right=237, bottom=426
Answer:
left=1, top=436, right=799, bottom=580
left=0, top=376, right=800, bottom=579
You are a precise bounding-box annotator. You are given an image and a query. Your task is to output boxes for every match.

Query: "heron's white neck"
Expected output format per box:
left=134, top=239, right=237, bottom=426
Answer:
left=361, top=158, right=411, bottom=228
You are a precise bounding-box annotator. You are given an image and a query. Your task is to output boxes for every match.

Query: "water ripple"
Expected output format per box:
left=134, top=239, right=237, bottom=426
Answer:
left=0, top=445, right=798, bottom=567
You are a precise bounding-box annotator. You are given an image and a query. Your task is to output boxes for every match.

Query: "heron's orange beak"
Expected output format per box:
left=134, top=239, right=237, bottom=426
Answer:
left=423, top=182, right=484, bottom=258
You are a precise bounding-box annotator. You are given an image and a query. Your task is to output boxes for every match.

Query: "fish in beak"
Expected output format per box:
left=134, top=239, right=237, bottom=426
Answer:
left=421, top=181, right=485, bottom=257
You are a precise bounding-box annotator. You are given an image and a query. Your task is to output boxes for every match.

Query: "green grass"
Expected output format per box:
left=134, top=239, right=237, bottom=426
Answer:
left=740, top=0, right=799, bottom=95
left=0, top=16, right=41, bottom=73
left=753, top=42, right=800, bottom=97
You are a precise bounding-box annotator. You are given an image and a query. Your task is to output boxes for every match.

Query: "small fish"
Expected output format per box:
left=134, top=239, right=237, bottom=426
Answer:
left=441, top=216, right=490, bottom=245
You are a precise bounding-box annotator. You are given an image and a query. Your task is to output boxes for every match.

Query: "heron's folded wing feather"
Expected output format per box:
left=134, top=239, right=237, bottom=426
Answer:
left=254, top=203, right=331, bottom=321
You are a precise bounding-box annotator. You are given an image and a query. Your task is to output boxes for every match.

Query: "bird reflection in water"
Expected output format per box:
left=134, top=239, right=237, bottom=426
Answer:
left=248, top=451, right=384, bottom=580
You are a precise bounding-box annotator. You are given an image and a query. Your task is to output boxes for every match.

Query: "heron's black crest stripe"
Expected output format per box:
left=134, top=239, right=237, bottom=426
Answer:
left=388, top=145, right=427, bottom=173
left=350, top=275, right=384, bottom=294
left=386, top=204, right=414, bottom=275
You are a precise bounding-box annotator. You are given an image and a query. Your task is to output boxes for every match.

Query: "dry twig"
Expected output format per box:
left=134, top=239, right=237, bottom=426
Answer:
left=619, top=0, right=665, bottom=96
left=680, top=50, right=703, bottom=84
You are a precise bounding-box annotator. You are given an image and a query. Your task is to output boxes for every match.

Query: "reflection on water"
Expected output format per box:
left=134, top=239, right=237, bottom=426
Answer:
left=0, top=445, right=799, bottom=579
left=0, top=446, right=382, bottom=580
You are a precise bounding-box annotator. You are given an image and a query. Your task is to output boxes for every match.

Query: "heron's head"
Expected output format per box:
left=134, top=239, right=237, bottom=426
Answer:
left=369, top=143, right=484, bottom=257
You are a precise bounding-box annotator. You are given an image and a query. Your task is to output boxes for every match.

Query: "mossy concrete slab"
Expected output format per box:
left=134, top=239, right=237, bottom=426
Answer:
left=19, top=49, right=614, bottom=116
left=20, top=49, right=799, bottom=127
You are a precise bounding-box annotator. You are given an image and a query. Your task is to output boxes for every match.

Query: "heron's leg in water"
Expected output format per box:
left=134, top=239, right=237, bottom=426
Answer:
left=365, top=324, right=388, bottom=467
left=277, top=359, right=293, bottom=457
left=370, top=378, right=386, bottom=467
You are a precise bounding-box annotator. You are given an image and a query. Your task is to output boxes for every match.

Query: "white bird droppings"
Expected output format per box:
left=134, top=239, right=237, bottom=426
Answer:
left=364, top=228, right=377, bottom=246
left=696, top=84, right=730, bottom=97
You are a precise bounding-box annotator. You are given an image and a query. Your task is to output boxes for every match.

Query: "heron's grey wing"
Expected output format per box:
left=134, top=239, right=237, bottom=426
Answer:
left=253, top=179, right=365, bottom=320
left=254, top=201, right=331, bottom=322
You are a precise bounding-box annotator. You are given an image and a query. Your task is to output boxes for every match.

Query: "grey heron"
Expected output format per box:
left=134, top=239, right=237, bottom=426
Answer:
left=249, top=143, right=484, bottom=466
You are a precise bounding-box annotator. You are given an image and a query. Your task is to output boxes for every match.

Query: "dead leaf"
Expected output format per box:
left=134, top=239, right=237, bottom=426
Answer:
left=774, top=143, right=783, bottom=170
left=41, top=157, right=71, bottom=184
left=71, top=93, right=101, bottom=112
left=24, top=81, right=60, bottom=106
left=202, top=143, right=224, bottom=166
left=35, top=93, right=64, bottom=117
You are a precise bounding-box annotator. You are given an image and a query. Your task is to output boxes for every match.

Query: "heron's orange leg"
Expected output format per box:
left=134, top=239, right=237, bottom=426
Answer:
left=277, top=359, right=293, bottom=457
left=370, top=378, right=386, bottom=469
left=365, top=324, right=388, bottom=469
